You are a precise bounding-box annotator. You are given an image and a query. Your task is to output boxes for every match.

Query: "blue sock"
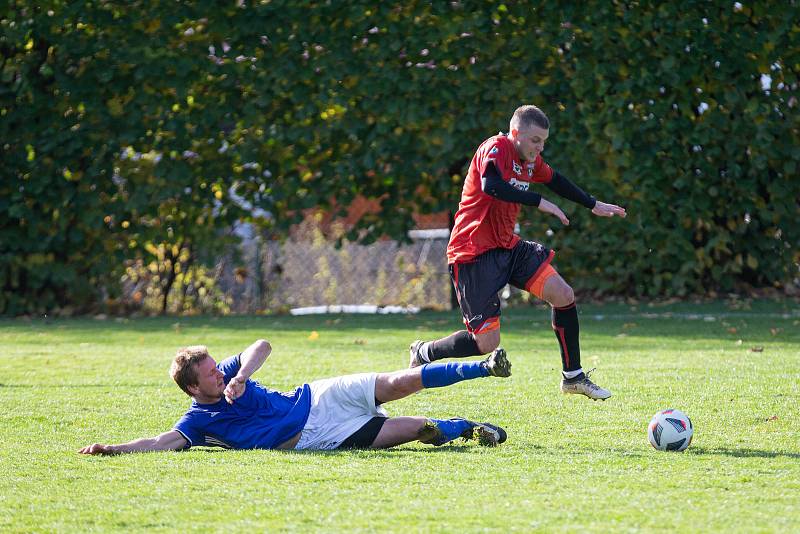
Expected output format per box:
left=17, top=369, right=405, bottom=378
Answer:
left=428, top=418, right=475, bottom=445
left=420, top=361, right=489, bottom=389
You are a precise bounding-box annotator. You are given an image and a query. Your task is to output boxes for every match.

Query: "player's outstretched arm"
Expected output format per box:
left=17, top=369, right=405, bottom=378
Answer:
left=224, top=339, right=272, bottom=404
left=591, top=201, right=626, bottom=218
left=78, top=430, right=188, bottom=455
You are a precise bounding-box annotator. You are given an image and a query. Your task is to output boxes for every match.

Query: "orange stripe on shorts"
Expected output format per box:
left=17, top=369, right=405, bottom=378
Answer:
left=471, top=316, right=500, bottom=334
left=525, top=263, right=558, bottom=299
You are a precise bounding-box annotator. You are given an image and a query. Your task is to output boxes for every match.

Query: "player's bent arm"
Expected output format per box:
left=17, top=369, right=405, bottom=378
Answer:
left=78, top=430, right=188, bottom=455
left=236, top=339, right=272, bottom=381
left=225, top=339, right=272, bottom=403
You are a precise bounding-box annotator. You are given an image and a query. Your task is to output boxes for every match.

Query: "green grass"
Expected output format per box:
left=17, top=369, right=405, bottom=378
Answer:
left=1, top=299, right=799, bottom=533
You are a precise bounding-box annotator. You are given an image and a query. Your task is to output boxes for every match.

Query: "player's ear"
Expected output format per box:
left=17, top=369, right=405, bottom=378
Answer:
left=510, top=128, right=518, bottom=138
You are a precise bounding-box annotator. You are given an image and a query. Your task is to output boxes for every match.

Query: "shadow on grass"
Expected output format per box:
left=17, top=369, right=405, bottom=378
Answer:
left=180, top=444, right=481, bottom=456
left=282, top=445, right=480, bottom=455
left=688, top=446, right=800, bottom=459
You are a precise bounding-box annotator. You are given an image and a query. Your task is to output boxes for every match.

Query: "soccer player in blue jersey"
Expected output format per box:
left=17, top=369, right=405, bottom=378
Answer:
left=78, top=339, right=511, bottom=455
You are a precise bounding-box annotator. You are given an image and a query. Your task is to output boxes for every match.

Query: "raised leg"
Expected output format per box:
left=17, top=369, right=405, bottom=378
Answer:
left=375, top=352, right=512, bottom=404
left=374, top=368, right=424, bottom=404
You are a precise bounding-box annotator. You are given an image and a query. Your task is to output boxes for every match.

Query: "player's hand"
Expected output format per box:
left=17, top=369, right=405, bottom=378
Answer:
left=224, top=375, right=247, bottom=404
left=537, top=198, right=570, bottom=226
left=78, top=443, right=117, bottom=455
left=592, top=201, right=626, bottom=218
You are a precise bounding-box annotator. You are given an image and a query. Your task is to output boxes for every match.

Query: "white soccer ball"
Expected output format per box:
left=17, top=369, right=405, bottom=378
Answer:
left=648, top=409, right=693, bottom=451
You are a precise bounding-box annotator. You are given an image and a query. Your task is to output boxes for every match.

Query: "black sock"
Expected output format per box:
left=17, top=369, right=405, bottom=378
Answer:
left=422, top=330, right=482, bottom=362
left=552, top=302, right=582, bottom=373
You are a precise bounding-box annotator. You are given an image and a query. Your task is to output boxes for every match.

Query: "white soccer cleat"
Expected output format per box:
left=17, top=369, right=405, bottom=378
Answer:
left=560, top=369, right=612, bottom=401
left=408, top=340, right=426, bottom=368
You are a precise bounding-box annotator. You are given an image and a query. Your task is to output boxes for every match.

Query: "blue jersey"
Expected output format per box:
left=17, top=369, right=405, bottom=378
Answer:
left=173, top=355, right=312, bottom=450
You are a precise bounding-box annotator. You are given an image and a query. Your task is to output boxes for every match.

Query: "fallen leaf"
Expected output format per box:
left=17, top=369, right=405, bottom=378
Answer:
left=354, top=339, right=366, bottom=345
left=308, top=331, right=319, bottom=340
left=766, top=415, right=778, bottom=422
left=750, top=346, right=764, bottom=352
left=770, top=328, right=781, bottom=336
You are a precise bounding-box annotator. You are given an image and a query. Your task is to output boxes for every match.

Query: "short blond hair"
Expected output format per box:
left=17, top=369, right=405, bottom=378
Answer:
left=170, top=345, right=210, bottom=396
left=510, top=105, right=550, bottom=132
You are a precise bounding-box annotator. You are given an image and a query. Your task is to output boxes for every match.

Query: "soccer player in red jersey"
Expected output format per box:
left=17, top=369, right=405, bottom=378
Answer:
left=409, top=105, right=626, bottom=400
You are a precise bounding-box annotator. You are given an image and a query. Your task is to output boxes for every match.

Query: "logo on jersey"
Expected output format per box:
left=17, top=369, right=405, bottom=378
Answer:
left=512, top=161, right=522, bottom=175
left=509, top=178, right=529, bottom=191
left=527, top=163, right=535, bottom=177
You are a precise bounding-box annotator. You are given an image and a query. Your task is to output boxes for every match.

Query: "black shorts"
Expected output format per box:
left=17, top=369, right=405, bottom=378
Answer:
left=450, top=240, right=554, bottom=333
left=337, top=416, right=387, bottom=449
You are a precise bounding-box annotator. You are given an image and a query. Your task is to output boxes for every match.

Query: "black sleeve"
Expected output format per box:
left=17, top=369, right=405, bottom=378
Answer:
left=481, top=161, right=542, bottom=207
left=545, top=171, right=596, bottom=209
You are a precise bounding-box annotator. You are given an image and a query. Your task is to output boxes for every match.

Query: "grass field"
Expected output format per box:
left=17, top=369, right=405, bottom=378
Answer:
left=1, top=299, right=798, bottom=532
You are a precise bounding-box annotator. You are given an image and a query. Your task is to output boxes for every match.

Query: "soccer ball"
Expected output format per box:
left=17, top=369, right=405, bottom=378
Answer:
left=648, top=409, right=693, bottom=451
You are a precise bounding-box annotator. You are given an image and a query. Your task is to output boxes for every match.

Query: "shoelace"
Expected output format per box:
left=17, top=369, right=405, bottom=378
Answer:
left=583, top=368, right=602, bottom=390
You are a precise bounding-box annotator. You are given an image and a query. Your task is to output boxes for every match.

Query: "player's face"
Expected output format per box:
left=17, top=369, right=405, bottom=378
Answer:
left=512, top=125, right=549, bottom=161
left=190, top=356, right=225, bottom=400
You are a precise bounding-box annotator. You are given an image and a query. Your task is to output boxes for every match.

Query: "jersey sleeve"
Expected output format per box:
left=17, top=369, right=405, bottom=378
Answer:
left=217, top=353, right=242, bottom=383
left=173, top=413, right=205, bottom=448
left=479, top=139, right=514, bottom=182
left=530, top=155, right=554, bottom=183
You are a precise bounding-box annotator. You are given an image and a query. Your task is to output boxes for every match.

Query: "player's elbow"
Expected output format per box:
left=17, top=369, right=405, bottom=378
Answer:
left=254, top=339, right=271, bottom=354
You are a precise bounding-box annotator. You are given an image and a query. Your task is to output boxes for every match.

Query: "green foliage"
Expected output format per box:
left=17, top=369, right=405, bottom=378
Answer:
left=122, top=248, right=232, bottom=315
left=2, top=2, right=798, bottom=314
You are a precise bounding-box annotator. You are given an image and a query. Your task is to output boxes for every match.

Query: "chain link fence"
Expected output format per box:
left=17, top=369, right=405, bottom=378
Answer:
left=214, top=222, right=454, bottom=314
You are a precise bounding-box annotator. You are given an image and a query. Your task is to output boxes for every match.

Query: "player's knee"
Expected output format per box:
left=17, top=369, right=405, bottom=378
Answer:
left=474, top=331, right=500, bottom=354
left=561, top=284, right=575, bottom=305
left=385, top=372, right=416, bottom=397
left=548, top=282, right=574, bottom=307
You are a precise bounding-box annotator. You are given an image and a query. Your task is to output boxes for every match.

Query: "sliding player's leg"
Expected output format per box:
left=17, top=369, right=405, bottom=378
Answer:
left=368, top=416, right=507, bottom=448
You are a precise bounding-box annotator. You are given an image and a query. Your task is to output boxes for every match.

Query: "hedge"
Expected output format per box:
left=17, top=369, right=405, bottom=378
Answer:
left=1, top=1, right=797, bottom=314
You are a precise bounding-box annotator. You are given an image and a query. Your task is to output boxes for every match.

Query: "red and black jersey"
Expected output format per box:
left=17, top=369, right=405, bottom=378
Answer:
left=446, top=134, right=554, bottom=264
